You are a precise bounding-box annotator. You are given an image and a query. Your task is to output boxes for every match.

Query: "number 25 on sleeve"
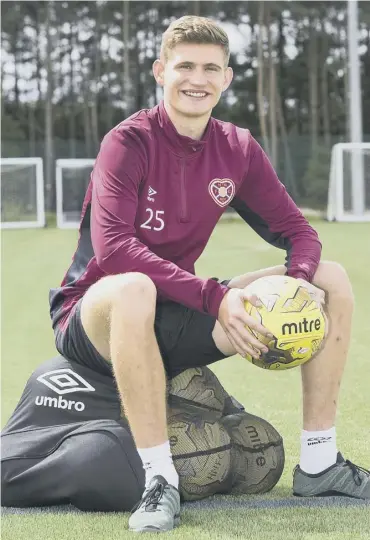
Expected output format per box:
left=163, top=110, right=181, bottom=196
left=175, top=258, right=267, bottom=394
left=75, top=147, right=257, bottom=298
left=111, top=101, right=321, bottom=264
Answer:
left=140, top=209, right=165, bottom=231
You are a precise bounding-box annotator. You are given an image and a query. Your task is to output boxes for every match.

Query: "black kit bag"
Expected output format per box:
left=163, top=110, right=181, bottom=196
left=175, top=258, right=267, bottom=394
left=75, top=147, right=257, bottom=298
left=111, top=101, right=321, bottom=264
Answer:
left=1, top=356, right=145, bottom=511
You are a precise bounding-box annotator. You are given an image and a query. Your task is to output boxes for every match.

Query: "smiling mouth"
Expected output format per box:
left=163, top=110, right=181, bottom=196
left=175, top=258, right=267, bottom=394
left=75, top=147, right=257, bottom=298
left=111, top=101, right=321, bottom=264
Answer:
left=181, top=91, right=209, bottom=98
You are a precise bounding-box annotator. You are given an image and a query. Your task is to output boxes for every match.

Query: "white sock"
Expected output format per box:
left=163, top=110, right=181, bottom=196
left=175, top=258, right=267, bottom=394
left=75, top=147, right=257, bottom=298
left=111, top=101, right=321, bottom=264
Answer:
left=137, top=441, right=179, bottom=489
left=300, top=427, right=337, bottom=474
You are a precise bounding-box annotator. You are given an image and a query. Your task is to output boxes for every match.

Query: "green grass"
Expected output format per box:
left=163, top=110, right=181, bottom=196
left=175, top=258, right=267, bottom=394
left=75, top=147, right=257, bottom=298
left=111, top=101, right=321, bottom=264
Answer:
left=1, top=220, right=370, bottom=539
left=2, top=507, right=370, bottom=540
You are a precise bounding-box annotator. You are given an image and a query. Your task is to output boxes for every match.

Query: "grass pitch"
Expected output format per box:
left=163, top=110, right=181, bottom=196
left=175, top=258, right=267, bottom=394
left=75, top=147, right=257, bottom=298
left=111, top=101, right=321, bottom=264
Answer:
left=1, top=220, right=370, bottom=539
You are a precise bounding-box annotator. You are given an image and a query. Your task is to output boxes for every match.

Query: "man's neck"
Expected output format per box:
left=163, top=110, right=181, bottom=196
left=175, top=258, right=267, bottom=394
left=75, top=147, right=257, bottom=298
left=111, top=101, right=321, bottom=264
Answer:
left=163, top=101, right=211, bottom=141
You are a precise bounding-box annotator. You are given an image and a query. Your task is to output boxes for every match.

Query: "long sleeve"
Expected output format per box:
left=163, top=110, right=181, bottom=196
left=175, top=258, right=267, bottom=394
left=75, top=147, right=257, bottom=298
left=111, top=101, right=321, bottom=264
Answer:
left=90, top=130, right=228, bottom=316
left=231, top=136, right=322, bottom=282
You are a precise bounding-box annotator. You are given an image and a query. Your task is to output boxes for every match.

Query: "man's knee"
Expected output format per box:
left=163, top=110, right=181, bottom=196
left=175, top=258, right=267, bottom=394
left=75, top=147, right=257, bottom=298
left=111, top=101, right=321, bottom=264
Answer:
left=86, top=272, right=157, bottom=314
left=81, top=272, right=157, bottom=359
left=104, top=273, right=158, bottom=325
left=111, top=273, right=157, bottom=306
left=314, top=261, right=354, bottom=304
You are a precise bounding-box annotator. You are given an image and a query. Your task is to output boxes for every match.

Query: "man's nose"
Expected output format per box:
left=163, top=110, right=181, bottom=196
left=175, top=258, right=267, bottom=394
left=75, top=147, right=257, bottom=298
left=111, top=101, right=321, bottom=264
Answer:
left=188, top=67, right=208, bottom=86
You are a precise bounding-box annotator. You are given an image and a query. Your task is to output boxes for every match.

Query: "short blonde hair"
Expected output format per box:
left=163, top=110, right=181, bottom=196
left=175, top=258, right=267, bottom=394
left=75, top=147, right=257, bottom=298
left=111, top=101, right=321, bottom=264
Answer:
left=160, top=16, right=230, bottom=66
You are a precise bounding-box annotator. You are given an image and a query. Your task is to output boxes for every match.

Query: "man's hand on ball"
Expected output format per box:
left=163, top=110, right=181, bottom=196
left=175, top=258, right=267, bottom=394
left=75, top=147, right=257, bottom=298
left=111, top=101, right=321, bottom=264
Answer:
left=297, top=278, right=326, bottom=305
left=218, top=288, right=273, bottom=359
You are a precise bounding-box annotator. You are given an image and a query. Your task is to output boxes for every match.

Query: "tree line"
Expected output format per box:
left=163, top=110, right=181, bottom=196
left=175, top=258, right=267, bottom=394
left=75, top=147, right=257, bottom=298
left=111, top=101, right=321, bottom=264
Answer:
left=1, top=0, right=370, bottom=210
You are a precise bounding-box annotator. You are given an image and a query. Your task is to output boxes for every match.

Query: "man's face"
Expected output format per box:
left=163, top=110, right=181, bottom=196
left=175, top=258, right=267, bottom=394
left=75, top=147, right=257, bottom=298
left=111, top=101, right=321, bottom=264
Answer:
left=153, top=43, right=233, bottom=119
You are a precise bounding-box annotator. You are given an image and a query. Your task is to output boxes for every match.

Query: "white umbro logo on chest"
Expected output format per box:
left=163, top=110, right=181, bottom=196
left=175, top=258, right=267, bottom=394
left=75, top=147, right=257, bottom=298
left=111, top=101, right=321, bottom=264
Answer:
left=147, top=186, right=157, bottom=202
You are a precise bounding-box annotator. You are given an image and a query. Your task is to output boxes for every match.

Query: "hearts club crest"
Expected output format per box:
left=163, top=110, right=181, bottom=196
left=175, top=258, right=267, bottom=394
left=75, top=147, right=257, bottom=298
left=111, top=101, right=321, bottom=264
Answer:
left=208, top=178, right=235, bottom=207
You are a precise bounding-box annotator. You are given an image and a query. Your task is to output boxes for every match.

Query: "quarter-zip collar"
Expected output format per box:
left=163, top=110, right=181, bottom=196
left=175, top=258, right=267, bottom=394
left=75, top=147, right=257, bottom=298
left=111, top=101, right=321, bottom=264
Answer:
left=154, top=100, right=214, bottom=157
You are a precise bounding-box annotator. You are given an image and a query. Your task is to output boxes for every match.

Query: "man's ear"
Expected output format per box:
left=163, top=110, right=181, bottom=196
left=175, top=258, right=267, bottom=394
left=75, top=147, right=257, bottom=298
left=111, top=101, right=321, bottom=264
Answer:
left=222, top=66, right=233, bottom=92
left=153, top=59, right=165, bottom=86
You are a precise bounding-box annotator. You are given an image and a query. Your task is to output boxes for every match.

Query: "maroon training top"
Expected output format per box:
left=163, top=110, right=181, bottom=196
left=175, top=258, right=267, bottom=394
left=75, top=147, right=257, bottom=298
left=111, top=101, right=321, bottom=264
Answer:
left=49, top=101, right=321, bottom=328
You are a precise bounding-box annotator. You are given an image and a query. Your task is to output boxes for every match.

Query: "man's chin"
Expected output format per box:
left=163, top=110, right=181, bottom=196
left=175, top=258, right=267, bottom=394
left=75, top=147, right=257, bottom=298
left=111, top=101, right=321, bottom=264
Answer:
left=174, top=103, right=213, bottom=119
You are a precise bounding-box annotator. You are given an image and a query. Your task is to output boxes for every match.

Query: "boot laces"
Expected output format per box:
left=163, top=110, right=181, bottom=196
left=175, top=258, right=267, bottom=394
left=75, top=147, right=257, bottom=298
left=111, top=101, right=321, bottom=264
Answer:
left=345, top=459, right=370, bottom=486
left=144, top=482, right=166, bottom=511
left=130, top=481, right=166, bottom=514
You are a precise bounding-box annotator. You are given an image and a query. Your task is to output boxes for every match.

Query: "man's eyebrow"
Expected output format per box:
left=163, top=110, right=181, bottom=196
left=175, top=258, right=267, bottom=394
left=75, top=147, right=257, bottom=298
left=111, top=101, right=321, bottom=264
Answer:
left=204, top=63, right=222, bottom=69
left=175, top=61, right=222, bottom=69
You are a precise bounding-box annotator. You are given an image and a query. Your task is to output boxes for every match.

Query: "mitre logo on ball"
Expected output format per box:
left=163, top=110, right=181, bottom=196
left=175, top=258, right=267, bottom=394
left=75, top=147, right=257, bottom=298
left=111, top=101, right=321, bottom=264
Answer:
left=209, top=178, right=235, bottom=207
left=242, top=275, right=327, bottom=370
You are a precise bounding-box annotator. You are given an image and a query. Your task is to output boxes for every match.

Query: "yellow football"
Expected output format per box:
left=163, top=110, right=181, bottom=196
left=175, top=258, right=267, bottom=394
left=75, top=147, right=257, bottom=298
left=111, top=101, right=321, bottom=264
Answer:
left=243, top=275, right=326, bottom=370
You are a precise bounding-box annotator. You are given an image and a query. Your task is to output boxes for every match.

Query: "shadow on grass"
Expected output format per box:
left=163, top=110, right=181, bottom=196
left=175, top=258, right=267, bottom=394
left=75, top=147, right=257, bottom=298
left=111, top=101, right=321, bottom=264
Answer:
left=183, top=485, right=370, bottom=511
left=3, top=485, right=368, bottom=516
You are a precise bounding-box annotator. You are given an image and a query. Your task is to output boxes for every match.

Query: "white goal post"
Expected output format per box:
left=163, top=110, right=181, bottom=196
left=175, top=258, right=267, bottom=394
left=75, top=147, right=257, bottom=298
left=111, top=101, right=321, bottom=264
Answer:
left=327, top=142, right=370, bottom=222
left=56, top=159, right=95, bottom=229
left=0, top=157, right=45, bottom=229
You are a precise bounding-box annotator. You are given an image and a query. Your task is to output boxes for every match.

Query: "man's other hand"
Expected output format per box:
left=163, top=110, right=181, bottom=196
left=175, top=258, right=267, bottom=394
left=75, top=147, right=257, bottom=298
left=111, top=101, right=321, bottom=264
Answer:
left=218, top=288, right=273, bottom=359
left=297, top=278, right=326, bottom=306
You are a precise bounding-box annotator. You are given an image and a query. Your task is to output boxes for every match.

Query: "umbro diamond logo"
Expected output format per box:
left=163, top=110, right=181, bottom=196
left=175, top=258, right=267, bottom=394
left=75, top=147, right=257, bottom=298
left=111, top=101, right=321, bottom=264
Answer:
left=35, top=369, right=95, bottom=412
left=37, top=369, right=95, bottom=395
left=147, top=186, right=157, bottom=202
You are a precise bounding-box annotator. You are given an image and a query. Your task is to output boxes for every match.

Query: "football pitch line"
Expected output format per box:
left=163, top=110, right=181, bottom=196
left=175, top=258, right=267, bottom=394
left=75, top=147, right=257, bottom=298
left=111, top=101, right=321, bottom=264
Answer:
left=2, top=496, right=369, bottom=515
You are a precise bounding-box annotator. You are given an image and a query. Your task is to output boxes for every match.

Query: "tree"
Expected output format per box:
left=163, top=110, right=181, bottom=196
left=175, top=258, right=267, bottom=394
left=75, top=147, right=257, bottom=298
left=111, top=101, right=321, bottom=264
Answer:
left=308, top=9, right=319, bottom=154
left=122, top=1, right=134, bottom=116
left=321, top=32, right=331, bottom=147
left=68, top=21, right=77, bottom=157
left=257, top=2, right=270, bottom=153
left=44, top=1, right=54, bottom=212
left=1, top=0, right=369, bottom=210
left=267, top=5, right=278, bottom=167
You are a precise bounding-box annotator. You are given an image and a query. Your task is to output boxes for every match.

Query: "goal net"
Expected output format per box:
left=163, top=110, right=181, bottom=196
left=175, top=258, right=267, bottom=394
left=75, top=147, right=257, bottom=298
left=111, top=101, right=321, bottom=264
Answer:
left=56, top=159, right=95, bottom=228
left=327, top=143, right=370, bottom=222
left=1, top=158, right=45, bottom=229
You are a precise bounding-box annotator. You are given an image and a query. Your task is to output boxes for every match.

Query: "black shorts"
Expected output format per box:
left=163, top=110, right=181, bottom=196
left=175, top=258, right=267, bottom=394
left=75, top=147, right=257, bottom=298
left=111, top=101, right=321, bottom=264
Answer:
left=54, top=289, right=229, bottom=379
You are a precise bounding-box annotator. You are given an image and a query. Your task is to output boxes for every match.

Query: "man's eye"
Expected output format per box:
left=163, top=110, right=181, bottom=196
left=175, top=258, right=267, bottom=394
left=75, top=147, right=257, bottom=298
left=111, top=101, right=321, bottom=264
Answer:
left=206, top=67, right=217, bottom=71
left=180, top=65, right=191, bottom=70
